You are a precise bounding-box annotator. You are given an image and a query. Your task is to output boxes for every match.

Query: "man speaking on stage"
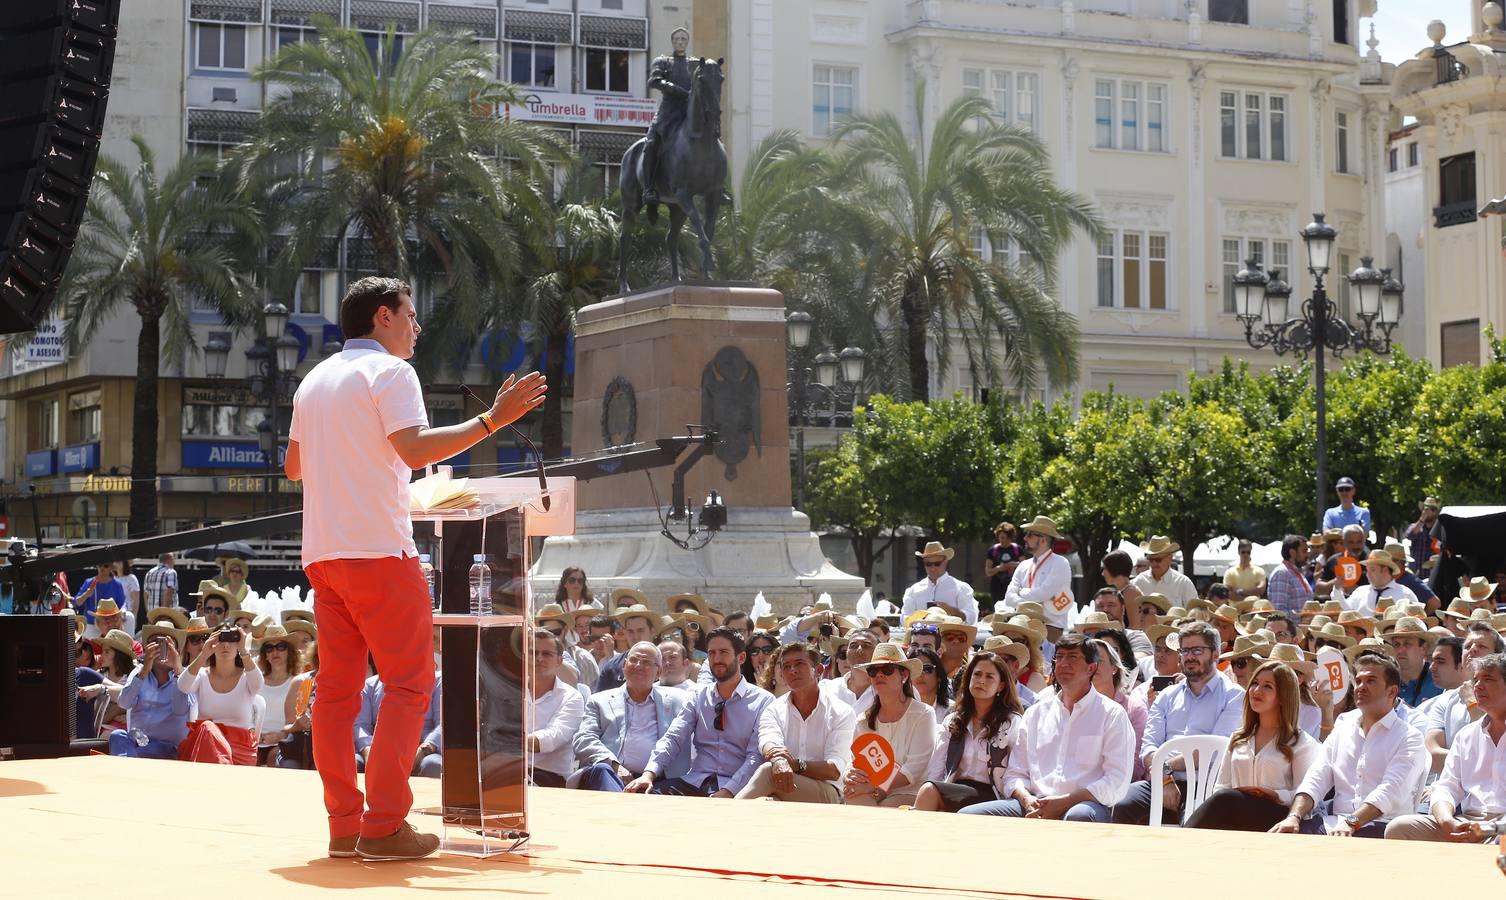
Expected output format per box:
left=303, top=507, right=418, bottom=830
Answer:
left=284, top=276, right=546, bottom=861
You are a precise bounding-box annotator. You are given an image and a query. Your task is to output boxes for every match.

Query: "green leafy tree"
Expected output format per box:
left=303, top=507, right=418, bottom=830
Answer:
left=1398, top=334, right=1506, bottom=506
left=232, top=20, right=561, bottom=375
left=60, top=137, right=260, bottom=536
left=829, top=86, right=1100, bottom=400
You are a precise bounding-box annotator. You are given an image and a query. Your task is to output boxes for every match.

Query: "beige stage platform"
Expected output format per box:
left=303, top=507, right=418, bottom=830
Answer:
left=2, top=755, right=1501, bottom=898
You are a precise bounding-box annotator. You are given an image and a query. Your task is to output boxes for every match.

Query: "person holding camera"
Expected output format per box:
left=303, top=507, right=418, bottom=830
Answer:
left=109, top=624, right=192, bottom=759
left=176, top=624, right=264, bottom=765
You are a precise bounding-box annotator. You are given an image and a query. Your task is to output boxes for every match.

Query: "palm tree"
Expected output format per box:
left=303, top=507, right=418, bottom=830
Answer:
left=829, top=86, right=1101, bottom=400
left=513, top=163, right=620, bottom=458
left=231, top=19, right=562, bottom=375
left=60, top=136, right=260, bottom=537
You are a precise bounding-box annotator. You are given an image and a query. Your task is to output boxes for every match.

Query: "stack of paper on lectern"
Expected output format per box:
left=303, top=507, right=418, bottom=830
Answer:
left=409, top=470, right=479, bottom=512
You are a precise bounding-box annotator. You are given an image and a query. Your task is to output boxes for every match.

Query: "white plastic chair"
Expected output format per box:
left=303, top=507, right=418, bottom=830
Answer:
left=1148, top=734, right=1228, bottom=827
left=251, top=694, right=267, bottom=741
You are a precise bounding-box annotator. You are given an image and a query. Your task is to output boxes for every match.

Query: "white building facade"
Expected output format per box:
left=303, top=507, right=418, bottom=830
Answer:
left=661, top=0, right=1394, bottom=401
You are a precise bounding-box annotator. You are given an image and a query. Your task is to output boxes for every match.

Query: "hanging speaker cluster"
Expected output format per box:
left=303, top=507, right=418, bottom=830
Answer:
left=0, top=1, right=121, bottom=335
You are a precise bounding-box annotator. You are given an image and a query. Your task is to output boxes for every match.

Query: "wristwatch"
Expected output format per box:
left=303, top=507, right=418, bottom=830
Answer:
left=1342, top=813, right=1360, bottom=827
left=794, top=758, right=806, bottom=775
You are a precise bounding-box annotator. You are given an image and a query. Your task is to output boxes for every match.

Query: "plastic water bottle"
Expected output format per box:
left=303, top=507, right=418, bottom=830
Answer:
left=130, top=728, right=149, bottom=748
left=419, top=554, right=436, bottom=611
left=468, top=554, right=491, bottom=617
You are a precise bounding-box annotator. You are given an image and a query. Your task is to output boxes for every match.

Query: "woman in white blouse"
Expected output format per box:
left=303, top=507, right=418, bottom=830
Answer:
left=842, top=643, right=938, bottom=808
left=255, top=625, right=302, bottom=765
left=176, top=626, right=264, bottom=765
left=913, top=651, right=1024, bottom=812
left=1184, top=660, right=1321, bottom=831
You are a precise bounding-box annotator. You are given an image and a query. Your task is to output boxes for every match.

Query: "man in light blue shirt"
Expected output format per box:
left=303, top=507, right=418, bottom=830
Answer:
left=1322, top=476, right=1372, bottom=535
left=108, top=627, right=192, bottom=759
left=625, top=627, right=773, bottom=797
left=1112, top=621, right=1244, bottom=825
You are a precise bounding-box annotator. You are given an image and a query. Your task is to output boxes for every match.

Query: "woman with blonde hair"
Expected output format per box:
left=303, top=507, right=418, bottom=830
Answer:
left=1183, top=660, right=1321, bottom=831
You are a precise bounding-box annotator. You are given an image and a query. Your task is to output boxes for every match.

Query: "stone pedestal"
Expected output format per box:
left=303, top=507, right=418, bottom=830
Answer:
left=533, top=284, right=864, bottom=613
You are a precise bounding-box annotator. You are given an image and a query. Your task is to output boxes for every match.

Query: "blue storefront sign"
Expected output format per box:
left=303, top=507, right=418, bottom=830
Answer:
left=26, top=449, right=56, bottom=478
left=182, top=440, right=287, bottom=469
left=59, top=442, right=100, bottom=473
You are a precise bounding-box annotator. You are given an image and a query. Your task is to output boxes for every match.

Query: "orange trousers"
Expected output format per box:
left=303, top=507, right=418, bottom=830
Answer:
left=306, top=555, right=435, bottom=840
left=178, top=720, right=257, bottom=765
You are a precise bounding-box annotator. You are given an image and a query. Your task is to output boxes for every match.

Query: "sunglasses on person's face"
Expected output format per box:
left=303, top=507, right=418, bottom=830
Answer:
left=918, top=664, right=937, bottom=674
left=1231, top=657, right=1252, bottom=670
left=565, top=577, right=583, bottom=585
left=263, top=643, right=289, bottom=653
left=205, top=605, right=226, bottom=615
left=188, top=636, right=208, bottom=645
left=1316, top=639, right=1345, bottom=651
left=868, top=664, right=900, bottom=677
left=749, top=645, right=774, bottom=656
left=713, top=699, right=726, bottom=731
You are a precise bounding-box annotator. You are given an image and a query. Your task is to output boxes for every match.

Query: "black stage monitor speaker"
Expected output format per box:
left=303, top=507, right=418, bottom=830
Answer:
left=0, top=614, right=76, bottom=746
left=0, top=0, right=120, bottom=335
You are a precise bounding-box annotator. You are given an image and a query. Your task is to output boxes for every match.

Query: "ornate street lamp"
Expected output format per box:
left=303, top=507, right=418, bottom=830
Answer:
left=1234, top=213, right=1403, bottom=528
left=786, top=312, right=866, bottom=510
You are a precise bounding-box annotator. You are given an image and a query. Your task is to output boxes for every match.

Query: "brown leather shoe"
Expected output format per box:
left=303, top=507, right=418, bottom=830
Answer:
left=356, top=822, right=440, bottom=861
left=328, top=834, right=359, bottom=858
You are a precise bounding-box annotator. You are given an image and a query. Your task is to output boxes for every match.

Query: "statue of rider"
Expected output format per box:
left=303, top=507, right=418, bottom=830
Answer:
left=642, top=27, right=693, bottom=205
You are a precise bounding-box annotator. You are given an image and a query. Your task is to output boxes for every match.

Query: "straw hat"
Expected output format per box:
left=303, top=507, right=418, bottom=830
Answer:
left=1138, top=593, right=1172, bottom=614
left=1463, top=608, right=1506, bottom=631
left=1142, top=536, right=1180, bottom=557
left=192, top=579, right=237, bottom=606
left=141, top=623, right=185, bottom=652
left=1344, top=637, right=1396, bottom=663
left=184, top=616, right=211, bottom=637
left=905, top=607, right=949, bottom=628
left=1379, top=602, right=1436, bottom=629
left=535, top=603, right=571, bottom=627
left=284, top=620, right=317, bottom=642
left=1382, top=541, right=1412, bottom=565
left=227, top=608, right=256, bottom=626
left=855, top=642, right=923, bottom=675
left=1336, top=610, right=1377, bottom=634
left=1360, top=549, right=1401, bottom=575
left=980, top=634, right=1030, bottom=665
left=1161, top=606, right=1189, bottom=624
left=915, top=541, right=955, bottom=561
left=250, top=614, right=275, bottom=639
left=1264, top=643, right=1316, bottom=676
left=98, top=628, right=136, bottom=660
left=1143, top=623, right=1180, bottom=649
left=1322, top=529, right=1342, bottom=543
left=1211, top=604, right=1241, bottom=625
left=1010, top=601, right=1048, bottom=624
left=94, top=598, right=123, bottom=618
left=614, top=603, right=661, bottom=627
left=754, top=614, right=780, bottom=631
left=1247, top=598, right=1277, bottom=616
left=936, top=616, right=978, bottom=644
left=1187, top=597, right=1216, bottom=613
left=1306, top=533, right=1325, bottom=549
left=1458, top=576, right=1499, bottom=605
left=668, top=593, right=712, bottom=617
left=282, top=609, right=315, bottom=627
left=257, top=625, right=294, bottom=647
left=1220, top=634, right=1270, bottom=662
left=1382, top=616, right=1439, bottom=646
left=1021, top=516, right=1063, bottom=540
left=1237, top=615, right=1270, bottom=637
left=572, top=600, right=606, bottom=619
left=1076, top=611, right=1123, bottom=633
left=996, top=614, right=1046, bottom=649
left=1309, top=621, right=1356, bottom=649
left=1440, top=598, right=1477, bottom=621
left=669, top=610, right=715, bottom=633
left=146, top=607, right=189, bottom=630
left=610, top=588, right=649, bottom=611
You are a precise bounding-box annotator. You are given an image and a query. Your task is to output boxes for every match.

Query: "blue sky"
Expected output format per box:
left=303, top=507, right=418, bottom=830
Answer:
left=1371, top=0, right=1472, bottom=64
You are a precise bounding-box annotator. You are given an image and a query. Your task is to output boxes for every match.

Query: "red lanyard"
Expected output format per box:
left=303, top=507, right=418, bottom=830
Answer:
left=1028, top=551, right=1054, bottom=587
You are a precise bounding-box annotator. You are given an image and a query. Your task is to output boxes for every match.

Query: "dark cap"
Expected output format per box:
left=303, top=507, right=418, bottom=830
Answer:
left=1335, top=476, right=1356, bottom=489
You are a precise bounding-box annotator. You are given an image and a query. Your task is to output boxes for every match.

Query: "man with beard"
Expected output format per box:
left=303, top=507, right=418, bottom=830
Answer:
left=1113, top=621, right=1243, bottom=825
left=1405, top=498, right=1440, bottom=576
left=626, top=627, right=773, bottom=797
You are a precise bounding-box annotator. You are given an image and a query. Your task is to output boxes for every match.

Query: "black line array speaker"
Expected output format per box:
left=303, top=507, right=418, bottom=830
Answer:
left=0, top=614, right=76, bottom=747
left=0, top=1, right=121, bottom=335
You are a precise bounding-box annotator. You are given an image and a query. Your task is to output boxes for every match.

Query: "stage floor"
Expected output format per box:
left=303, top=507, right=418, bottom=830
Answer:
left=2, top=755, right=1501, bottom=898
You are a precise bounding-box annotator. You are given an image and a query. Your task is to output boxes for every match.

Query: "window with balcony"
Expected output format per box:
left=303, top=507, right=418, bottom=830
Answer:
left=1094, top=79, right=1167, bottom=152
left=1436, top=152, right=1477, bottom=227
left=195, top=23, right=247, bottom=71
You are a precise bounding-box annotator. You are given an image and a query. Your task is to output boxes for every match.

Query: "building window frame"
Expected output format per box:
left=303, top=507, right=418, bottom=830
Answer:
left=583, top=46, right=631, bottom=94
left=1221, top=235, right=1291, bottom=315
left=1097, top=228, right=1171, bottom=311
left=1335, top=109, right=1352, bottom=175
left=66, top=388, right=102, bottom=445
left=1094, top=78, right=1169, bottom=153
left=508, top=40, right=558, bottom=88
left=812, top=63, right=857, bottom=138
left=29, top=398, right=59, bottom=451
left=1219, top=89, right=1287, bottom=161
left=961, top=67, right=1041, bottom=134
left=194, top=22, right=249, bottom=72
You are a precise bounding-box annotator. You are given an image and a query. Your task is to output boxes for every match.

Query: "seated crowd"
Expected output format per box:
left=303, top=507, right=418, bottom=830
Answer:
left=49, top=515, right=1506, bottom=845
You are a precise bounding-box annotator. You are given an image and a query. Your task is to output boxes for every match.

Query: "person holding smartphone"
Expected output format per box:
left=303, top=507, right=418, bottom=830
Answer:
left=108, top=624, right=192, bottom=759
left=176, top=625, right=264, bottom=765
left=1184, top=661, right=1321, bottom=831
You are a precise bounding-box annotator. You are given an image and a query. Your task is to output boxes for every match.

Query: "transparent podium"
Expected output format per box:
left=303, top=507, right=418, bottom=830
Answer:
left=410, top=476, right=575, bottom=857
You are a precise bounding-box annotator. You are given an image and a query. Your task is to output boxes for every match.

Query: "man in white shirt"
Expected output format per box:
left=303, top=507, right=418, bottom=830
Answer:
left=737, top=644, right=856, bottom=802
left=823, top=628, right=877, bottom=712
left=656, top=639, right=697, bottom=692
left=1387, top=652, right=1506, bottom=841
left=1131, top=536, right=1198, bottom=609
left=574, top=642, right=690, bottom=791
left=1273, top=650, right=1425, bottom=837
left=1004, top=516, right=1075, bottom=641
left=528, top=629, right=586, bottom=787
left=900, top=542, right=978, bottom=624
left=960, top=634, right=1135, bottom=821
left=286, top=277, right=545, bottom=861
left=1335, top=549, right=1418, bottom=617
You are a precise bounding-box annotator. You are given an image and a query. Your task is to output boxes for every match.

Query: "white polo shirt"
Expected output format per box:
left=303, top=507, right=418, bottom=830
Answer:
left=289, top=338, right=429, bottom=567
